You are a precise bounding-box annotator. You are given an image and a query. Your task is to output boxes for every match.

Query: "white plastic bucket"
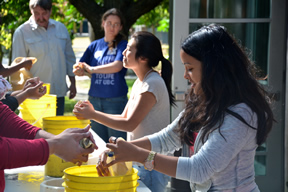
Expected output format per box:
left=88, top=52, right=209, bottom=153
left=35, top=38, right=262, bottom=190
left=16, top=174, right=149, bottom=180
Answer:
left=40, top=178, right=64, bottom=192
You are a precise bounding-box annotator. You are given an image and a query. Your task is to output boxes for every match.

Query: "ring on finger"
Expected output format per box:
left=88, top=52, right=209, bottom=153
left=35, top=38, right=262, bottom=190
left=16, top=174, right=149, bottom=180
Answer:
left=111, top=137, right=118, bottom=144
left=106, top=151, right=114, bottom=157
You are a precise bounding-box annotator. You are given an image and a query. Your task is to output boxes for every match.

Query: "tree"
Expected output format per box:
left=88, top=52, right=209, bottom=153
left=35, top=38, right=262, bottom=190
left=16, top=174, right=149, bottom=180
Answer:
left=0, top=0, right=166, bottom=64
left=68, top=0, right=165, bottom=41
left=0, top=0, right=31, bottom=63
left=0, top=0, right=83, bottom=64
left=134, top=0, right=169, bottom=33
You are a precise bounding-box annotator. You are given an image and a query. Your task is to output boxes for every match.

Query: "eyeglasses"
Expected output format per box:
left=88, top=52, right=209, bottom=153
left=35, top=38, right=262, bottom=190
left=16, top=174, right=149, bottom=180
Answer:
left=105, top=21, right=121, bottom=28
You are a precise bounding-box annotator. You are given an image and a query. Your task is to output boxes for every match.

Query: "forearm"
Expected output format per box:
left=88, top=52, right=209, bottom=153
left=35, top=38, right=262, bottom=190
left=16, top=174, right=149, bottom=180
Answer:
left=91, top=111, right=138, bottom=132
left=154, top=153, right=178, bottom=177
left=12, top=90, right=29, bottom=104
left=130, top=137, right=152, bottom=150
left=10, top=90, right=22, bottom=96
left=35, top=129, right=55, bottom=140
left=35, top=130, right=54, bottom=155
left=68, top=76, right=76, bottom=87
left=0, top=65, right=24, bottom=78
left=88, top=61, right=123, bottom=74
left=133, top=143, right=178, bottom=178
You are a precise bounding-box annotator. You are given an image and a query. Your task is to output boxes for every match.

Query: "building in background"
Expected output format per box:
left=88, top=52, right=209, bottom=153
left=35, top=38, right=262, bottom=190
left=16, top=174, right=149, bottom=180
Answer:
left=170, top=0, right=287, bottom=192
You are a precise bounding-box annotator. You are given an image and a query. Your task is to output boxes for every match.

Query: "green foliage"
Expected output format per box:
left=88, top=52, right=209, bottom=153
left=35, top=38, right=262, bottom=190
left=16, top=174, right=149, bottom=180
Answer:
left=0, top=0, right=82, bottom=63
left=0, top=24, right=11, bottom=50
left=64, top=96, right=78, bottom=115
left=126, top=78, right=136, bottom=99
left=0, top=0, right=31, bottom=60
left=134, top=0, right=169, bottom=32
left=1, top=0, right=169, bottom=62
left=52, top=0, right=83, bottom=39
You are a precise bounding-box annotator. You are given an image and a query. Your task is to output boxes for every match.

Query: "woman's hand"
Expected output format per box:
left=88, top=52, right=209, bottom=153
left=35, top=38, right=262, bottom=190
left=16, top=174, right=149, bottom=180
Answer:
left=73, top=62, right=85, bottom=76
left=97, top=137, right=142, bottom=172
left=47, top=125, right=98, bottom=165
left=23, top=77, right=40, bottom=90
left=73, top=100, right=95, bottom=120
left=25, top=83, right=46, bottom=99
left=96, top=150, right=111, bottom=176
left=23, top=77, right=47, bottom=99
left=21, top=59, right=33, bottom=71
left=105, top=138, right=141, bottom=166
left=81, top=63, right=93, bottom=74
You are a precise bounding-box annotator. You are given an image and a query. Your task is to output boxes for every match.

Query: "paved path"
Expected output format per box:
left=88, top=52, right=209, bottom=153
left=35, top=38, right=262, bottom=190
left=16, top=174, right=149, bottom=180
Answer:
left=72, top=34, right=91, bottom=62
left=70, top=34, right=91, bottom=101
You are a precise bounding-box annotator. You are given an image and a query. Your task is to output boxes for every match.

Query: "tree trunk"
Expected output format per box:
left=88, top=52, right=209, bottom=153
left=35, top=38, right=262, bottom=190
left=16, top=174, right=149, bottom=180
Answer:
left=68, top=0, right=164, bottom=41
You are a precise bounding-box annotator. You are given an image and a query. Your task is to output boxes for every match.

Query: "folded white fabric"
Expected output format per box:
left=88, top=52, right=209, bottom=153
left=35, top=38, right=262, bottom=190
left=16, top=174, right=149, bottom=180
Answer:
left=0, top=75, right=12, bottom=100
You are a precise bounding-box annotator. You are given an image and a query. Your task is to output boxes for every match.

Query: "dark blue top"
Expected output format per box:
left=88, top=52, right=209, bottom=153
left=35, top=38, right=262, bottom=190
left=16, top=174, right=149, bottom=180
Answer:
left=80, top=38, right=128, bottom=98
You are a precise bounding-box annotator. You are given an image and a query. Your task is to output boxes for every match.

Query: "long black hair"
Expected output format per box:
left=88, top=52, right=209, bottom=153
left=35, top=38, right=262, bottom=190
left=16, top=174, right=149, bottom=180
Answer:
left=178, top=24, right=274, bottom=146
left=131, top=31, right=176, bottom=106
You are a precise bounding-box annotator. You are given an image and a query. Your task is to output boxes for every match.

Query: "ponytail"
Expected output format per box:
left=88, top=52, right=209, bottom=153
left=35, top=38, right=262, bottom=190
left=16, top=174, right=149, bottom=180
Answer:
left=131, top=31, right=176, bottom=107
left=108, top=33, right=126, bottom=50
left=161, top=58, right=176, bottom=107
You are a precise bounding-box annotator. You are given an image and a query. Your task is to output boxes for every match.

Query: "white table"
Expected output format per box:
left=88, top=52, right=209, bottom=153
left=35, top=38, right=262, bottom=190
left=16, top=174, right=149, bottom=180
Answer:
left=4, top=165, right=151, bottom=192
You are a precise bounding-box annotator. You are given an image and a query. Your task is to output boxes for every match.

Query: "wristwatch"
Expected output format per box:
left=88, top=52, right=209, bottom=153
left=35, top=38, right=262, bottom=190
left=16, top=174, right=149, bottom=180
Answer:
left=144, top=151, right=157, bottom=171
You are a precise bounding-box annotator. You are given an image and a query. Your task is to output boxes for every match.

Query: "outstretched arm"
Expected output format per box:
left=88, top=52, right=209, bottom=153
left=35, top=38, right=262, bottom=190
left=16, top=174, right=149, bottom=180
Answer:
left=97, top=137, right=178, bottom=178
left=83, top=61, right=123, bottom=74
left=73, top=91, right=156, bottom=132
left=10, top=77, right=46, bottom=105
left=0, top=60, right=33, bottom=78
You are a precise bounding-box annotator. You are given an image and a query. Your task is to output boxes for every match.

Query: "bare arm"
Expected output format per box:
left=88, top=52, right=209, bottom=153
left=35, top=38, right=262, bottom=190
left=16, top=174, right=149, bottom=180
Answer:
left=73, top=92, right=156, bottom=132
left=68, top=76, right=77, bottom=99
left=34, top=129, right=55, bottom=140
left=10, top=77, right=46, bottom=105
left=0, top=60, right=32, bottom=78
left=83, top=61, right=123, bottom=74
left=99, top=138, right=178, bottom=177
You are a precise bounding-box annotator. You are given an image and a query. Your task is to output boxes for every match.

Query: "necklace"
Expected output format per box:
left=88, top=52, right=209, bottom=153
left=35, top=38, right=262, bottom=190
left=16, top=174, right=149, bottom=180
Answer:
left=143, top=69, right=153, bottom=81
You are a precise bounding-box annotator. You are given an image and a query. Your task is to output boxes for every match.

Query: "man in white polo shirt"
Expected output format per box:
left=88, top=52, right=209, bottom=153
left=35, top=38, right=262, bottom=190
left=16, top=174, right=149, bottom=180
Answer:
left=12, top=0, right=76, bottom=115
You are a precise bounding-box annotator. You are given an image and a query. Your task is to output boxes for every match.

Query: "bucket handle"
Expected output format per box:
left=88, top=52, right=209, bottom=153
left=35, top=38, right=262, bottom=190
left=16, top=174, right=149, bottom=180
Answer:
left=32, top=104, right=51, bottom=126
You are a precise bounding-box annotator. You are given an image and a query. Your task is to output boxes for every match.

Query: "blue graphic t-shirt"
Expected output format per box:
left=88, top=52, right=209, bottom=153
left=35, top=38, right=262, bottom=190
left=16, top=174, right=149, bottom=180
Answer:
left=80, top=38, right=128, bottom=98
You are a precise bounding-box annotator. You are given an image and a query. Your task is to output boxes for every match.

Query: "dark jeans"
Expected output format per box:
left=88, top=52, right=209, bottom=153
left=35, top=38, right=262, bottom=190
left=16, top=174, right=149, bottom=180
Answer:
left=89, top=95, right=127, bottom=143
left=56, top=97, right=65, bottom=116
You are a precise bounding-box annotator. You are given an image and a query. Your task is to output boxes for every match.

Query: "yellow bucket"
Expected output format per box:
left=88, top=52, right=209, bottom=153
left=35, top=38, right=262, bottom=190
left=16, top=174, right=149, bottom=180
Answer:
left=18, top=94, right=57, bottom=128
left=62, top=166, right=139, bottom=192
left=43, top=83, right=50, bottom=94
left=43, top=116, right=90, bottom=177
left=63, top=165, right=139, bottom=183
left=63, top=185, right=138, bottom=192
left=63, top=179, right=139, bottom=191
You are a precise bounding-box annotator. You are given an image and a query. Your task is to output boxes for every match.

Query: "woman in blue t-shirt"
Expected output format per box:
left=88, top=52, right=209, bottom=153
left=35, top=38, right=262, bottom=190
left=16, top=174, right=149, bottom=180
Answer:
left=73, top=8, right=128, bottom=142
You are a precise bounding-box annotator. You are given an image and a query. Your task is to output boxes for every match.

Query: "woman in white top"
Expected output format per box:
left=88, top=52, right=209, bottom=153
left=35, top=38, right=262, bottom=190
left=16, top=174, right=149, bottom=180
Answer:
left=73, top=31, right=175, bottom=192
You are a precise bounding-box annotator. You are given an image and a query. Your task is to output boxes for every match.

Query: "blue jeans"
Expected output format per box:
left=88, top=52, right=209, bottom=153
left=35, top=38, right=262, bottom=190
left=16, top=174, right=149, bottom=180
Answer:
left=88, top=95, right=127, bottom=143
left=56, top=97, right=64, bottom=116
left=135, top=165, right=170, bottom=192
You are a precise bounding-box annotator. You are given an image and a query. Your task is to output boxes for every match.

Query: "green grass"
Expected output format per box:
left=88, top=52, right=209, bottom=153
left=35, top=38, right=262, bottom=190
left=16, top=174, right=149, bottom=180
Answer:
left=64, top=97, right=78, bottom=116
left=64, top=78, right=136, bottom=115
left=126, top=78, right=136, bottom=98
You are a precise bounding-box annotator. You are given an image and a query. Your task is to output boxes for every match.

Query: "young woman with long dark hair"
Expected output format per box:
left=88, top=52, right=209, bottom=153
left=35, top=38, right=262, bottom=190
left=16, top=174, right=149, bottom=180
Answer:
left=95, top=24, right=274, bottom=192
